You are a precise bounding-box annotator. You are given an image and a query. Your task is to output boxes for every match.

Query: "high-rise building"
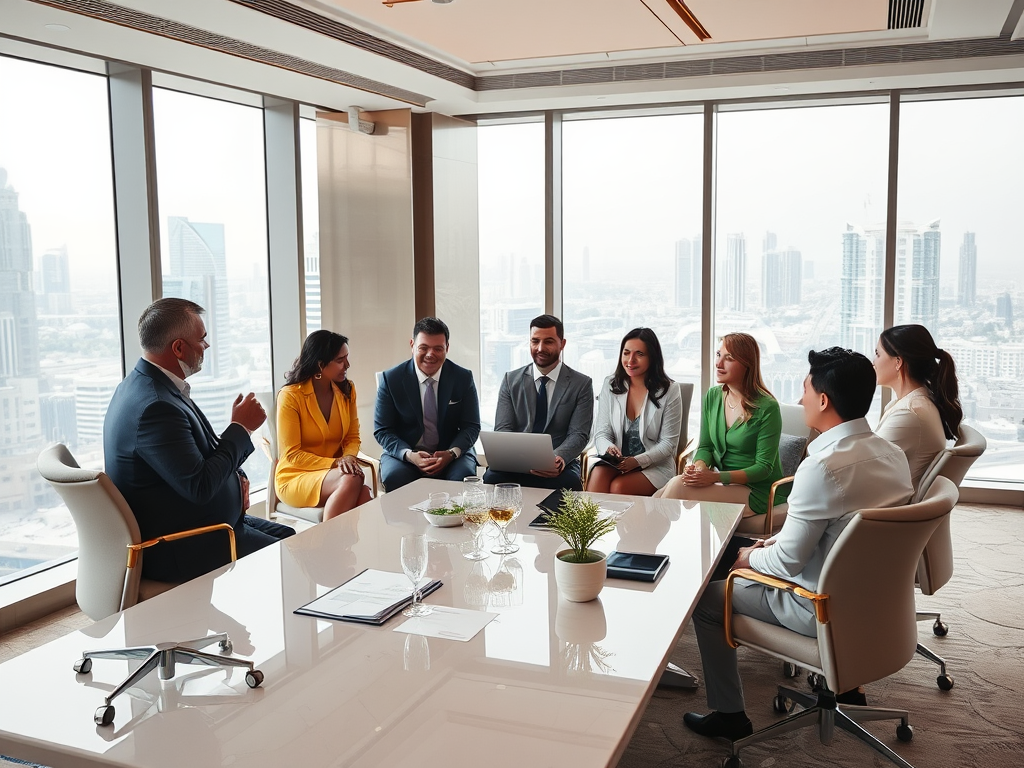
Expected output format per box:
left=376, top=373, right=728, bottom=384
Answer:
left=897, top=220, right=940, bottom=332
left=166, top=216, right=229, bottom=378
left=958, top=231, right=977, bottom=308
left=762, top=245, right=802, bottom=309
left=40, top=245, right=72, bottom=314
left=997, top=292, right=1014, bottom=327
left=718, top=233, right=746, bottom=312
left=304, top=231, right=321, bottom=332
left=840, top=224, right=884, bottom=352
left=0, top=168, right=40, bottom=379
left=673, top=236, right=701, bottom=308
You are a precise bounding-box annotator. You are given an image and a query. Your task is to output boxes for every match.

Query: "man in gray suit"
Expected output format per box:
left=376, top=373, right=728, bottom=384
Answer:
left=484, top=315, right=594, bottom=491
left=684, top=347, right=913, bottom=741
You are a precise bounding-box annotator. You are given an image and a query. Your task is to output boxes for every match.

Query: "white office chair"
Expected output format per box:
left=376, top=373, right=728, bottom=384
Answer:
left=37, top=443, right=262, bottom=726
left=721, top=477, right=959, bottom=768
left=257, top=391, right=379, bottom=524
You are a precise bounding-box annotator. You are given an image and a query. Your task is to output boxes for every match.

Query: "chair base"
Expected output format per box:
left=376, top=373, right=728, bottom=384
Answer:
left=725, top=686, right=915, bottom=768
left=658, top=662, right=699, bottom=690
left=73, top=633, right=264, bottom=726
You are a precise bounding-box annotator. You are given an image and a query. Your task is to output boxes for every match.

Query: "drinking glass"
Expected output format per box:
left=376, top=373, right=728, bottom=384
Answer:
left=427, top=491, right=450, bottom=512
left=461, top=487, right=489, bottom=561
left=400, top=534, right=432, bottom=617
left=463, top=476, right=483, bottom=488
left=490, top=483, right=522, bottom=555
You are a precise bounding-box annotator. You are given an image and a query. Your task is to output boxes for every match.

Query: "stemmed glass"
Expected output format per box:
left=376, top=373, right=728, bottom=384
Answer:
left=461, top=487, right=490, bottom=561
left=400, top=534, right=432, bottom=617
left=490, top=483, right=522, bottom=555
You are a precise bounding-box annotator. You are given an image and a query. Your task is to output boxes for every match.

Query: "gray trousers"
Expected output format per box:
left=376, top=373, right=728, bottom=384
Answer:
left=693, top=578, right=817, bottom=714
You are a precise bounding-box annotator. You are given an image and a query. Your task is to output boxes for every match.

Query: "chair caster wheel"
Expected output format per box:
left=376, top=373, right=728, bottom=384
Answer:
left=773, top=694, right=790, bottom=714
left=94, top=705, right=115, bottom=726
left=245, top=669, right=265, bottom=688
left=807, top=672, right=825, bottom=691
left=937, top=674, right=954, bottom=691
left=932, top=620, right=948, bottom=637
left=74, top=658, right=92, bottom=674
left=896, top=723, right=914, bottom=742
left=722, top=755, right=744, bottom=768
left=782, top=662, right=799, bottom=678
left=218, top=639, right=233, bottom=654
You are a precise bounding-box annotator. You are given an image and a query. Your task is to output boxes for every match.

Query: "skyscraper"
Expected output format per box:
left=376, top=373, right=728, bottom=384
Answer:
left=958, top=232, right=977, bottom=308
left=0, top=168, right=40, bottom=378
left=165, top=216, right=229, bottom=378
left=893, top=220, right=940, bottom=332
left=304, top=231, right=321, bottom=332
left=718, top=233, right=746, bottom=312
left=762, top=244, right=802, bottom=309
left=840, top=224, right=884, bottom=352
left=673, top=236, right=701, bottom=308
left=997, top=292, right=1014, bottom=327
left=41, top=245, right=72, bottom=314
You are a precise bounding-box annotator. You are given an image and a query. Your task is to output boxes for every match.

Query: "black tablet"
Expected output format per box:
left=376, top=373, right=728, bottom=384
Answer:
left=606, top=550, right=670, bottom=582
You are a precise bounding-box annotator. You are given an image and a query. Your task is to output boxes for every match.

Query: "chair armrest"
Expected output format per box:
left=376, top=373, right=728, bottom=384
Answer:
left=356, top=453, right=380, bottom=497
left=762, top=475, right=795, bottom=535
left=127, top=523, right=237, bottom=569
left=676, top=436, right=698, bottom=475
left=723, top=567, right=830, bottom=648
left=580, top=446, right=595, bottom=485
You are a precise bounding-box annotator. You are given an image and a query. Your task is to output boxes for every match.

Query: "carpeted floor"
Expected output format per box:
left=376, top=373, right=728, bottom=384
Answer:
left=2, top=504, right=1022, bottom=768
left=620, top=504, right=1024, bottom=768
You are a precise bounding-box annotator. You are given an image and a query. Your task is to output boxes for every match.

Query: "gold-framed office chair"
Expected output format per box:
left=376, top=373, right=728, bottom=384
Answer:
left=720, top=477, right=958, bottom=768
left=257, top=391, right=379, bottom=524
left=37, top=443, right=262, bottom=726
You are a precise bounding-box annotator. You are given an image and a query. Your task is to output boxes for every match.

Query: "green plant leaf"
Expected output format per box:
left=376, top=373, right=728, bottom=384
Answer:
left=545, top=490, right=618, bottom=563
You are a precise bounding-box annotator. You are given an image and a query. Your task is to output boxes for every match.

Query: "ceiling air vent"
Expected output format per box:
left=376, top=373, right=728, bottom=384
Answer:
left=889, top=0, right=924, bottom=29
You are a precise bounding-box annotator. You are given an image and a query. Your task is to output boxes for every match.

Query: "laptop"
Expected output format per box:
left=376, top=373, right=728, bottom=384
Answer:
left=479, top=431, right=557, bottom=474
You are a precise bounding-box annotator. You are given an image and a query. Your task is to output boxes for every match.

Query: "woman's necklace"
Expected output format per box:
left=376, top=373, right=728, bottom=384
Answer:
left=725, top=392, right=738, bottom=411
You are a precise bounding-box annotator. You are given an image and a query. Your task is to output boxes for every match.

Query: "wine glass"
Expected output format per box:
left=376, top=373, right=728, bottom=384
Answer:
left=461, top=487, right=489, bottom=561
left=490, top=483, right=522, bottom=555
left=400, top=534, right=432, bottom=617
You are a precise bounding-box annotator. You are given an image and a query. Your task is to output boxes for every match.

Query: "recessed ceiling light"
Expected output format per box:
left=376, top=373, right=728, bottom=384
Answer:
left=44, top=23, right=70, bottom=32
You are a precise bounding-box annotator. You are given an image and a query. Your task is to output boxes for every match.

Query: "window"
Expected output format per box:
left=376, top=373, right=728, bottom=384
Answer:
left=152, top=89, right=272, bottom=486
left=562, top=113, right=704, bottom=433
left=0, top=56, right=120, bottom=583
left=477, top=122, right=545, bottom=428
left=716, top=104, right=889, bottom=408
left=898, top=96, right=1024, bottom=482
left=300, top=116, right=321, bottom=334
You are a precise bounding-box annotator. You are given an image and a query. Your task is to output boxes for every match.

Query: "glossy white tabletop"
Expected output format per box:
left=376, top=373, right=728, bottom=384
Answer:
left=0, top=480, right=742, bottom=768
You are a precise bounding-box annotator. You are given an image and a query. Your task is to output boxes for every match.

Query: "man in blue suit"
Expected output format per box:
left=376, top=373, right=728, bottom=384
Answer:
left=103, top=298, right=294, bottom=583
left=374, top=317, right=481, bottom=491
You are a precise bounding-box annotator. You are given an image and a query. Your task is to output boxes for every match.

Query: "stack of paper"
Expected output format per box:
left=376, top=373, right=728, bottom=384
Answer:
left=294, top=569, right=442, bottom=626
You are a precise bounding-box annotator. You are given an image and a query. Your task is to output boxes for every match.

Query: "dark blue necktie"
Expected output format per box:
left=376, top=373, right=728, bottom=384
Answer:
left=532, top=376, right=549, bottom=433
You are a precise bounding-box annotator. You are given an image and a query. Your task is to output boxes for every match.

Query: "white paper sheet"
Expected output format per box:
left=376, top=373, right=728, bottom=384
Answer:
left=394, top=605, right=498, bottom=642
left=408, top=499, right=431, bottom=512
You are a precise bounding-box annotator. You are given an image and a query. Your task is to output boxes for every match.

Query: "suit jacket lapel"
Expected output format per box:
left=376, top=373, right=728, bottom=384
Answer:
left=545, top=367, right=571, bottom=429
left=523, top=367, right=536, bottom=429
left=300, top=379, right=330, bottom=441
left=404, top=360, right=424, bottom=426
left=436, top=361, right=454, bottom=432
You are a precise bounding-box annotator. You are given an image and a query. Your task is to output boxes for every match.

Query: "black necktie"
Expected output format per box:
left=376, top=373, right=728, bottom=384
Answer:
left=533, top=376, right=549, bottom=433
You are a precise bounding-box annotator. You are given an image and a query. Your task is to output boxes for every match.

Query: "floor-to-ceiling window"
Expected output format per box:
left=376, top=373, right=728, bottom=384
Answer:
left=152, top=88, right=272, bottom=488
left=898, top=95, right=1024, bottom=482
left=477, top=121, right=545, bottom=429
left=715, top=103, right=890, bottom=409
left=300, top=115, right=321, bottom=334
left=0, top=56, right=120, bottom=583
left=562, top=112, right=705, bottom=435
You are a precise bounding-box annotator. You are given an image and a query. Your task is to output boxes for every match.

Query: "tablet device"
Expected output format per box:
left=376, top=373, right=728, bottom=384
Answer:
left=606, top=551, right=670, bottom=582
left=479, top=431, right=557, bottom=474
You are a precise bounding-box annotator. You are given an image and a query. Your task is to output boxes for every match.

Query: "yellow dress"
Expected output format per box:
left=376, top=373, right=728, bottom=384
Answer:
left=275, top=379, right=361, bottom=508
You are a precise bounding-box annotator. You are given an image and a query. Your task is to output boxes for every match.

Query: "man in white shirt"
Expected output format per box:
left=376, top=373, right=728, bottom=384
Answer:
left=684, top=347, right=913, bottom=741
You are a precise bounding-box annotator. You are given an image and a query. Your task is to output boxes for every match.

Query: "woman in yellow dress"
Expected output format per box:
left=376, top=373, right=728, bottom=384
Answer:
left=275, top=331, right=371, bottom=520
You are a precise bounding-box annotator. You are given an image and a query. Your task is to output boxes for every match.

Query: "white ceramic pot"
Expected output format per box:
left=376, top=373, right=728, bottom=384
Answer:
left=554, top=549, right=607, bottom=602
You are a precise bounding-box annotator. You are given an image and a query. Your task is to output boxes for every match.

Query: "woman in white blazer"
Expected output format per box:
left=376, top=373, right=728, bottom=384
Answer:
left=587, top=328, right=682, bottom=496
left=873, top=324, right=964, bottom=490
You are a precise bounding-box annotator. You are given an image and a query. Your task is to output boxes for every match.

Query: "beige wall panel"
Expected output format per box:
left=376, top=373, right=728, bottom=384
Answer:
left=429, top=114, right=481, bottom=378
left=317, top=109, right=415, bottom=459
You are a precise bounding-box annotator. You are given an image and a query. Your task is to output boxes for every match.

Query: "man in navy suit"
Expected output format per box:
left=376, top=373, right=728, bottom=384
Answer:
left=103, top=298, right=294, bottom=583
left=374, top=317, right=481, bottom=491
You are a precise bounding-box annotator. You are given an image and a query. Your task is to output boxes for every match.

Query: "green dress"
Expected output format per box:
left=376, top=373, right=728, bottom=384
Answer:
left=693, top=386, right=789, bottom=515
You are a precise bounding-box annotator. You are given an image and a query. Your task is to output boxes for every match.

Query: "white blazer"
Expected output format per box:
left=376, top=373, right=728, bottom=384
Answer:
left=593, top=375, right=682, bottom=490
left=875, top=387, right=948, bottom=491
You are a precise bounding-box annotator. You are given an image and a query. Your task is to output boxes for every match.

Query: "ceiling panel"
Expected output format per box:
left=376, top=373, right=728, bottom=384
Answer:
left=680, top=0, right=889, bottom=45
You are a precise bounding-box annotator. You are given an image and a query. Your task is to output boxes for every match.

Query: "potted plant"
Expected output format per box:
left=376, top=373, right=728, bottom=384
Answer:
left=547, top=490, right=618, bottom=602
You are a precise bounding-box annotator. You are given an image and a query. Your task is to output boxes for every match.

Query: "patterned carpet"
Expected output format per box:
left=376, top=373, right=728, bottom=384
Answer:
left=3, top=504, right=1021, bottom=768
left=619, top=504, right=1024, bottom=768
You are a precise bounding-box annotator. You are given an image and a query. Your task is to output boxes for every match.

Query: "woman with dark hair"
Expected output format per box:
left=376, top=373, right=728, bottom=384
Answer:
left=659, top=332, right=788, bottom=520
left=874, top=324, right=963, bottom=489
left=587, top=328, right=682, bottom=496
left=275, top=331, right=371, bottom=520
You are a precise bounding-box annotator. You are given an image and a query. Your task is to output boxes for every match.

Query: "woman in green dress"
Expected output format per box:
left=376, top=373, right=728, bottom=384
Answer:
left=659, top=332, right=788, bottom=520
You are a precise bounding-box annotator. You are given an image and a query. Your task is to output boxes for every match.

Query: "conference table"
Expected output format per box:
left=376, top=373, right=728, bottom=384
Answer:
left=0, top=480, right=743, bottom=768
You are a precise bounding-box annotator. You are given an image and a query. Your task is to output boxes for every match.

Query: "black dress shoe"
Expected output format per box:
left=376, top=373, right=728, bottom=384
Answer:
left=683, top=711, right=754, bottom=740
